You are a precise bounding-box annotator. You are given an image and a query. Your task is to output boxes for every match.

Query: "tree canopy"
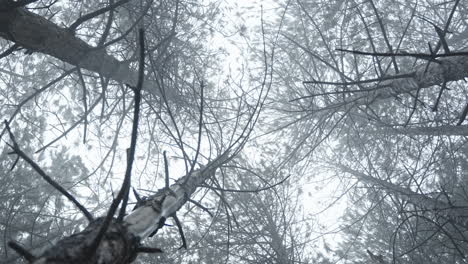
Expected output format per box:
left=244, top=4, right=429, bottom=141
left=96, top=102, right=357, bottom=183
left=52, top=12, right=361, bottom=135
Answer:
left=1, top=0, right=468, bottom=263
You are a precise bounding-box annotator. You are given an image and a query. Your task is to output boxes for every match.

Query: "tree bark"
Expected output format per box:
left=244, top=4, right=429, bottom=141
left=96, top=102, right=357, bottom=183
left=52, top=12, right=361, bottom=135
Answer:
left=28, top=153, right=230, bottom=264
left=352, top=52, right=468, bottom=105
left=0, top=3, right=177, bottom=102
left=31, top=218, right=139, bottom=264
left=371, top=125, right=468, bottom=136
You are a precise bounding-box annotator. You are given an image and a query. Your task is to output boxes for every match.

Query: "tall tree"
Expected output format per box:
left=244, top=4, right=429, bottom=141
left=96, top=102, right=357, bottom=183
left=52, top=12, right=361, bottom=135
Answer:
left=0, top=1, right=276, bottom=263
left=266, top=0, right=468, bottom=262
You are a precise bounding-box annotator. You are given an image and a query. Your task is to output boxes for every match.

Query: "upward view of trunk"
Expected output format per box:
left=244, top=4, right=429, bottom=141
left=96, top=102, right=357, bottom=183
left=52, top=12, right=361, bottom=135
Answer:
left=0, top=3, right=177, bottom=102
left=30, top=153, right=230, bottom=264
left=349, top=52, right=468, bottom=106
left=383, top=53, right=468, bottom=95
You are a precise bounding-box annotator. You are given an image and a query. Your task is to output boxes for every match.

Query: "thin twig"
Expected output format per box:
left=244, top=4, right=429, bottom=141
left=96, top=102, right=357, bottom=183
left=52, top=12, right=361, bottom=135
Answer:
left=35, top=93, right=103, bottom=153
left=368, top=0, right=399, bottom=73
left=404, top=85, right=422, bottom=127
left=224, top=3, right=276, bottom=157
left=434, top=0, right=460, bottom=53
left=68, top=0, right=131, bottom=32
left=137, top=247, right=163, bottom=253
left=0, top=44, right=20, bottom=59
left=118, top=27, right=145, bottom=220
left=432, top=81, right=447, bottom=112
left=185, top=81, right=204, bottom=185
left=420, top=0, right=460, bottom=76
left=202, top=175, right=290, bottom=193
left=77, top=69, right=88, bottom=143
left=97, top=0, right=115, bottom=46
left=355, top=6, right=383, bottom=75
left=173, top=214, right=187, bottom=249
left=88, top=28, right=145, bottom=257
left=188, top=198, right=213, bottom=217
left=163, top=151, right=170, bottom=188
left=434, top=25, right=450, bottom=54
left=192, top=81, right=204, bottom=172
left=4, top=120, right=93, bottom=221
left=0, top=67, right=77, bottom=142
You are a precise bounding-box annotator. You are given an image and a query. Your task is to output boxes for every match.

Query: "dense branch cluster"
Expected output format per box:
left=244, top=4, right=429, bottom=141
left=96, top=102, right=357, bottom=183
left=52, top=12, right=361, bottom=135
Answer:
left=2, top=0, right=468, bottom=263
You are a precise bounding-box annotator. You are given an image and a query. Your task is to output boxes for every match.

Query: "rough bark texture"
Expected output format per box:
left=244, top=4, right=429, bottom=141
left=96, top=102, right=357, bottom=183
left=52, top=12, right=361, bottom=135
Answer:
left=389, top=54, right=468, bottom=91
left=32, top=218, right=139, bottom=264
left=353, top=53, right=468, bottom=104
left=28, top=153, right=229, bottom=263
left=125, top=153, right=230, bottom=239
left=0, top=3, right=177, bottom=101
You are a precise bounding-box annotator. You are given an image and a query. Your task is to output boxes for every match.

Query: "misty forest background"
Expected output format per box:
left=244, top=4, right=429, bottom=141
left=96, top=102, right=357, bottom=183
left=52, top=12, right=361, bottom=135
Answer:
left=1, top=0, right=468, bottom=263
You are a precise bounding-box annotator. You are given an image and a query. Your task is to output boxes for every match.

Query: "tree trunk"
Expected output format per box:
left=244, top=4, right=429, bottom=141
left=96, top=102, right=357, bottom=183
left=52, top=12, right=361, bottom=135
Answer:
left=354, top=52, right=468, bottom=104
left=29, top=153, right=230, bottom=264
left=0, top=3, right=177, bottom=102
left=371, top=125, right=468, bottom=136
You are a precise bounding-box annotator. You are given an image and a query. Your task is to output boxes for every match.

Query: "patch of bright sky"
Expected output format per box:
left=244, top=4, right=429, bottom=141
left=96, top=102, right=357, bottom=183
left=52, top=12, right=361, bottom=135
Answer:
left=215, top=0, right=348, bottom=257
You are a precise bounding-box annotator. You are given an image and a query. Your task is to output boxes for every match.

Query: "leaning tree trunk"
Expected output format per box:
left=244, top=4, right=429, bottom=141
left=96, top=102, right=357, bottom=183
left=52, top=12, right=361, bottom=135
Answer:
left=0, top=2, right=178, bottom=102
left=375, top=52, right=468, bottom=100
left=342, top=51, right=468, bottom=106
left=29, top=153, right=229, bottom=264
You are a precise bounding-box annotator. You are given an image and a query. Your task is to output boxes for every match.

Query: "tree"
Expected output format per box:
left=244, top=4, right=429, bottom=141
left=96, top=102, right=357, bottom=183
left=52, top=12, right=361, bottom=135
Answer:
left=0, top=0, right=277, bottom=263
left=266, top=0, right=468, bottom=263
left=6, top=0, right=468, bottom=263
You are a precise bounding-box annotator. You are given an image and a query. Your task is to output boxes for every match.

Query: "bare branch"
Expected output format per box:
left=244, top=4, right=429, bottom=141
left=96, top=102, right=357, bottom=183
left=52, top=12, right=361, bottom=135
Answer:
left=137, top=247, right=163, bottom=254
left=202, top=175, right=290, bottom=193
left=432, top=81, right=447, bottom=112
left=0, top=44, right=20, bottom=59
left=35, top=93, right=103, bottom=153
left=336, top=48, right=468, bottom=59
left=77, top=69, right=88, bottom=143
left=8, top=241, right=36, bottom=262
left=4, top=120, right=93, bottom=222
left=89, top=28, right=145, bottom=257
left=368, top=0, right=399, bottom=73
left=68, top=0, right=131, bottom=32
left=0, top=67, right=76, bottom=141
left=189, top=81, right=204, bottom=175
left=188, top=198, right=213, bottom=217
left=173, top=214, right=187, bottom=249
left=117, top=27, right=145, bottom=221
